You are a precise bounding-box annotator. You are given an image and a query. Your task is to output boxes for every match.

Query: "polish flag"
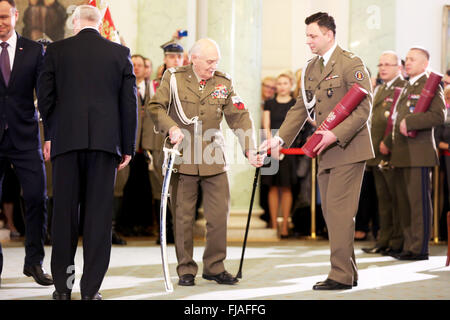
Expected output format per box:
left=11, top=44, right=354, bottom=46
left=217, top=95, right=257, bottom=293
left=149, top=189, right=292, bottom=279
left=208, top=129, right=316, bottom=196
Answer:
left=88, top=0, right=121, bottom=44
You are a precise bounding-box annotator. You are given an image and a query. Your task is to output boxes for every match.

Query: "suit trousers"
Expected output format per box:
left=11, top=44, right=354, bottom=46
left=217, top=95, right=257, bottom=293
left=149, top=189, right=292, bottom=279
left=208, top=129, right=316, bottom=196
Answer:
left=372, top=167, right=403, bottom=250
left=170, top=172, right=230, bottom=277
left=51, top=150, right=117, bottom=296
left=394, top=167, right=432, bottom=255
left=317, top=161, right=365, bottom=285
left=0, top=130, right=47, bottom=267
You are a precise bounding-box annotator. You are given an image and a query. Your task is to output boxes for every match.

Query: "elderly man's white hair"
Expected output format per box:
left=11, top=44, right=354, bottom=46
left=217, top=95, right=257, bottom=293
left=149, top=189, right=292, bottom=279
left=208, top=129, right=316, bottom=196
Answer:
left=189, top=38, right=221, bottom=59
left=72, top=5, right=102, bottom=27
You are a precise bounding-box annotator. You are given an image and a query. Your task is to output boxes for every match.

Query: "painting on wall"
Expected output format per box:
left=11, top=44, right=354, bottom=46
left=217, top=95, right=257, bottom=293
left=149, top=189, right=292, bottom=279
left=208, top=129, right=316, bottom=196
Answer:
left=443, top=5, right=450, bottom=72
left=15, top=0, right=88, bottom=42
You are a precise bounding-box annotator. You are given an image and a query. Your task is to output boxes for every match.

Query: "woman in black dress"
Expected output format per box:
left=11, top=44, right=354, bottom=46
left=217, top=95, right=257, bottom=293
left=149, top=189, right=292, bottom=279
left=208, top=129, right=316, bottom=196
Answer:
left=262, top=72, right=297, bottom=238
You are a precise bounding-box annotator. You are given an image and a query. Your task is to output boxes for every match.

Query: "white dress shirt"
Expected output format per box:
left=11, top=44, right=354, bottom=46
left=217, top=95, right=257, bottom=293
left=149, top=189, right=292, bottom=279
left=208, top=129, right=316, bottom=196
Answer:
left=1, top=31, right=17, bottom=71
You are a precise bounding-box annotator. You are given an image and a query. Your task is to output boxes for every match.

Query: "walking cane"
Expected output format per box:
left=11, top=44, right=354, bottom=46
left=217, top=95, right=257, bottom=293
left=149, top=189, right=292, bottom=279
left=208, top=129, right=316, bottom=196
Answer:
left=236, top=166, right=260, bottom=279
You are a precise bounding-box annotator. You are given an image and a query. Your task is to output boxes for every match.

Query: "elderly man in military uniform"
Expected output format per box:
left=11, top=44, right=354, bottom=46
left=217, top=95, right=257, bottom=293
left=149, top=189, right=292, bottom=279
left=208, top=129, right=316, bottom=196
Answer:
left=383, top=47, right=445, bottom=261
left=148, top=38, right=263, bottom=286
left=362, top=51, right=406, bottom=256
left=261, top=12, right=374, bottom=290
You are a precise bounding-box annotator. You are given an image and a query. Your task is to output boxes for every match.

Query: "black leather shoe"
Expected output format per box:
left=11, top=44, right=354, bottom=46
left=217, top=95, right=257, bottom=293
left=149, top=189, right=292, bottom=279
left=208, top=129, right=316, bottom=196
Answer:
left=362, top=246, right=386, bottom=254
left=112, top=230, right=127, bottom=245
left=353, top=281, right=358, bottom=287
left=52, top=291, right=71, bottom=300
left=397, top=252, right=428, bottom=261
left=313, top=278, right=352, bottom=290
left=82, top=292, right=102, bottom=300
left=23, top=265, right=53, bottom=286
left=202, top=271, right=238, bottom=285
left=178, top=274, right=195, bottom=286
left=382, top=247, right=402, bottom=256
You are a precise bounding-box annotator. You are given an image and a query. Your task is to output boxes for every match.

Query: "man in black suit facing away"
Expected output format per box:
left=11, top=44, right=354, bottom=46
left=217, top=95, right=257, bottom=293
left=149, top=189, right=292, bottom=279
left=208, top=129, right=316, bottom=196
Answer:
left=0, top=0, right=52, bottom=287
left=38, top=5, right=137, bottom=300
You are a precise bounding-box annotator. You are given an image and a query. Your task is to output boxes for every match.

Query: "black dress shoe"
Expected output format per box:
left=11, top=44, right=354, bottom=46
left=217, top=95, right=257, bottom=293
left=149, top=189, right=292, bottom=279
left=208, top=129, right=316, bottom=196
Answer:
left=383, top=247, right=402, bottom=256
left=82, top=292, right=102, bottom=300
left=362, top=246, right=386, bottom=254
left=52, top=291, right=71, bottom=300
left=112, top=230, right=127, bottom=245
left=397, top=252, right=429, bottom=261
left=313, top=278, right=352, bottom=290
left=23, top=265, right=53, bottom=286
left=178, top=274, right=195, bottom=286
left=202, top=271, right=238, bottom=285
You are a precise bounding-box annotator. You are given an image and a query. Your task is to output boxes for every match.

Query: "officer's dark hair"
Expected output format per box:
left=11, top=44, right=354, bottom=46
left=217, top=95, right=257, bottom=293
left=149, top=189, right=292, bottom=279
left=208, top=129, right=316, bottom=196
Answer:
left=446, top=69, right=450, bottom=77
left=131, top=54, right=146, bottom=64
left=0, top=0, right=16, bottom=8
left=305, top=12, right=336, bottom=36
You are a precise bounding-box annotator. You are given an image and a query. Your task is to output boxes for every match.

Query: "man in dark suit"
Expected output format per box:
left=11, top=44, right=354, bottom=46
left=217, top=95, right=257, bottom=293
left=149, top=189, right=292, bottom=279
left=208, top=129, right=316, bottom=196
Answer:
left=38, top=4, right=137, bottom=300
left=0, top=0, right=52, bottom=287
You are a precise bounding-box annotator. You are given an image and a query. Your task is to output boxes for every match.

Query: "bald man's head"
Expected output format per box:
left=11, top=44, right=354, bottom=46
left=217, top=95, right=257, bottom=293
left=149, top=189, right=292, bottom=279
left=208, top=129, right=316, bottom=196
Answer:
left=190, top=38, right=221, bottom=80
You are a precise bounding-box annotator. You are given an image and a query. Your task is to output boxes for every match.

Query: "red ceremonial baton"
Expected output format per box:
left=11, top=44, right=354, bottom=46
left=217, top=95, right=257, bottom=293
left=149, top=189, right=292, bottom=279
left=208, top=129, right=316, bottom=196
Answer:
left=301, top=83, right=369, bottom=158
left=407, top=72, right=443, bottom=138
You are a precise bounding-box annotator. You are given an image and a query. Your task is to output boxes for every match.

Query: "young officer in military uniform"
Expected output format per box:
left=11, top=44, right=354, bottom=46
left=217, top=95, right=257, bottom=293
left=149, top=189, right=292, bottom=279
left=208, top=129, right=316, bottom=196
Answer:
left=261, top=12, right=374, bottom=290
left=148, top=38, right=263, bottom=286
left=362, top=51, right=406, bottom=255
left=383, top=47, right=445, bottom=261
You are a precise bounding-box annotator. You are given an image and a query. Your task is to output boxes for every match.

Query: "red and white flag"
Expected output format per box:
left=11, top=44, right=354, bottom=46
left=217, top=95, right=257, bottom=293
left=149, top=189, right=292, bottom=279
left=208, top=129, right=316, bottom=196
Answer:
left=88, top=0, right=120, bottom=44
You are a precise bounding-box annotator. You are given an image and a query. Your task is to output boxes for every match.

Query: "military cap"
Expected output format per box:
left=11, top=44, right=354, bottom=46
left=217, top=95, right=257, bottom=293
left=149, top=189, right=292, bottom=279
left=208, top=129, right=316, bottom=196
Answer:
left=160, top=40, right=184, bottom=54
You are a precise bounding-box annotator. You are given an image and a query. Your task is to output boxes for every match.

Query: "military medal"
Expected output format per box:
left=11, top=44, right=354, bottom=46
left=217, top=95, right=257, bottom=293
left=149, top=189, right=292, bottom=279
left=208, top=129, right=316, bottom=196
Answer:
left=384, top=110, right=390, bottom=118
left=382, top=102, right=387, bottom=107
left=211, top=84, right=229, bottom=99
left=199, top=79, right=206, bottom=91
left=327, top=88, right=333, bottom=98
left=406, top=100, right=411, bottom=107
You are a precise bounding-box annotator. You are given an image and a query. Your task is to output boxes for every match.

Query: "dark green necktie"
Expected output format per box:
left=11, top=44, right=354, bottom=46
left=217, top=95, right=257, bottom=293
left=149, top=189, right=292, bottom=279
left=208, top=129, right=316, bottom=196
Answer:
left=318, top=57, right=324, bottom=73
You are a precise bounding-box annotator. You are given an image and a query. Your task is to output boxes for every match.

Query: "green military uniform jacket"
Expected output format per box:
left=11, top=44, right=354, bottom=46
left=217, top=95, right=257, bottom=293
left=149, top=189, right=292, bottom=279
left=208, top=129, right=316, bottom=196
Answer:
left=147, top=64, right=256, bottom=176
left=137, top=80, right=164, bottom=151
left=366, top=76, right=407, bottom=167
left=384, top=73, right=446, bottom=167
left=278, top=45, right=374, bottom=169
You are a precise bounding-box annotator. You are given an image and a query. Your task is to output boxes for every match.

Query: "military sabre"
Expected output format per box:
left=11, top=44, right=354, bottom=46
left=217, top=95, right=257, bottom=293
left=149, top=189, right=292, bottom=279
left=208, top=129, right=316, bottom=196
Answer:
left=159, top=141, right=180, bottom=292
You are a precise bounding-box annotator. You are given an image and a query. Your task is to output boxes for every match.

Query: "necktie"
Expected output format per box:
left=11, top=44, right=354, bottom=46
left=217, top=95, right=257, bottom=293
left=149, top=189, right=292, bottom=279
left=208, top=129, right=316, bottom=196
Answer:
left=0, top=42, right=10, bottom=86
left=318, top=57, right=324, bottom=73
left=199, top=79, right=206, bottom=91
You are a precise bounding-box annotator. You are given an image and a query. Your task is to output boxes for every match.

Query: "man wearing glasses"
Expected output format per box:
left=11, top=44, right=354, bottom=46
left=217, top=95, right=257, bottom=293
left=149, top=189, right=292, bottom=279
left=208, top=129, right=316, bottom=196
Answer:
left=362, top=51, right=406, bottom=256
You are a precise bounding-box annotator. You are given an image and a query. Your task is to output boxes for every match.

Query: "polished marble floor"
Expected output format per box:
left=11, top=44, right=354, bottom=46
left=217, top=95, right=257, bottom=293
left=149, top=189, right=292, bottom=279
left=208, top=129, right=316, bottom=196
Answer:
left=0, top=237, right=448, bottom=300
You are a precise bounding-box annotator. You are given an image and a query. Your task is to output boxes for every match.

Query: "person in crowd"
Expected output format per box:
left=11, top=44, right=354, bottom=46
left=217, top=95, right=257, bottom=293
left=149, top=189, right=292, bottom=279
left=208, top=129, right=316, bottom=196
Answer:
left=382, top=46, right=445, bottom=261
left=444, top=69, right=450, bottom=88
left=262, top=71, right=297, bottom=238
left=148, top=38, right=263, bottom=287
left=38, top=4, right=137, bottom=300
left=362, top=51, right=406, bottom=254
left=261, top=12, right=373, bottom=290
left=259, top=75, right=277, bottom=225
left=0, top=0, right=52, bottom=287
left=261, top=76, right=277, bottom=110
left=144, top=57, right=153, bottom=82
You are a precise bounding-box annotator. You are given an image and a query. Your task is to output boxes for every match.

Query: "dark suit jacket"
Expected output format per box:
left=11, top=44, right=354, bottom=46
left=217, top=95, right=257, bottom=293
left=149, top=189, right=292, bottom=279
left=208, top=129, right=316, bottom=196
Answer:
left=38, top=28, right=137, bottom=159
left=0, top=33, right=44, bottom=151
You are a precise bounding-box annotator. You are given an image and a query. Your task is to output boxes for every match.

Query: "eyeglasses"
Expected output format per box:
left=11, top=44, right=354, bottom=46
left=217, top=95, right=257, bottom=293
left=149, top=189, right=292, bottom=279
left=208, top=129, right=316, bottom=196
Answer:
left=377, top=63, right=398, bottom=68
left=263, top=84, right=276, bottom=90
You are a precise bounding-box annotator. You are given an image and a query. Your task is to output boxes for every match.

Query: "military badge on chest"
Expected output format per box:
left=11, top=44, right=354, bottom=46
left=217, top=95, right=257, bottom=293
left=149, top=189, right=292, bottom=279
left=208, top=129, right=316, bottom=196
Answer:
left=407, top=94, right=420, bottom=113
left=211, top=84, right=229, bottom=99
